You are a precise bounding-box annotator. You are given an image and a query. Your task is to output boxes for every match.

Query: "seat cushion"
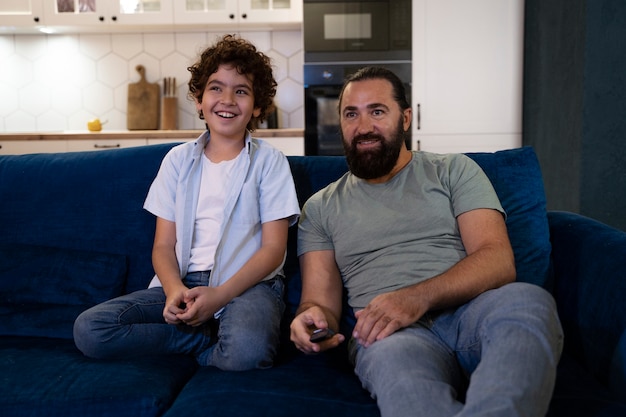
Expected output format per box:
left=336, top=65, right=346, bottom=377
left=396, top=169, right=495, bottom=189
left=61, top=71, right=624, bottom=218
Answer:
left=0, top=336, right=198, bottom=417
left=0, top=244, right=127, bottom=339
left=163, top=346, right=379, bottom=417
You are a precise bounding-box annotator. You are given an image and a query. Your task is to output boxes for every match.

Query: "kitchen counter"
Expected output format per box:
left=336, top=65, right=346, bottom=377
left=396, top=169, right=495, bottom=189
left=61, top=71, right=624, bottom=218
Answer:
left=0, top=129, right=303, bottom=141
left=0, top=129, right=305, bottom=155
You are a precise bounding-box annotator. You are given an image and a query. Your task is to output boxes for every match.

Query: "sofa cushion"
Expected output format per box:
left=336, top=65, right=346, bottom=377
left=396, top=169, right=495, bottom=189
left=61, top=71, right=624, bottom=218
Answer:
left=467, top=147, right=551, bottom=287
left=162, top=347, right=379, bottom=417
left=0, top=144, right=177, bottom=296
left=0, top=336, right=198, bottom=417
left=0, top=243, right=127, bottom=339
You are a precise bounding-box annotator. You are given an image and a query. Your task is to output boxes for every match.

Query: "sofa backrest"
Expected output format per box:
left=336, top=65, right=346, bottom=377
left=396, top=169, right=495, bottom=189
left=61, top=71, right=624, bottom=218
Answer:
left=0, top=144, right=177, bottom=338
left=0, top=145, right=550, bottom=340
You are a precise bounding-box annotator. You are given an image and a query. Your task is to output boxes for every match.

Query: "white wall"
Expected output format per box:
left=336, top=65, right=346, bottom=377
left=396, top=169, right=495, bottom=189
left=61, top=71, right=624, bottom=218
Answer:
left=0, top=30, right=304, bottom=132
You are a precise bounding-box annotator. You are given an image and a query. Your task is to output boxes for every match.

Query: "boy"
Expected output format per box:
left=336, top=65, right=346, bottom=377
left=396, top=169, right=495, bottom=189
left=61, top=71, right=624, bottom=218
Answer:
left=74, top=34, right=300, bottom=371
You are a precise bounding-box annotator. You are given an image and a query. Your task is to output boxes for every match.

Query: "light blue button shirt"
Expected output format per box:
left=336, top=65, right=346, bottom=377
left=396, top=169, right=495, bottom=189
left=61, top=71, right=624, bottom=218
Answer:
left=144, top=130, right=300, bottom=291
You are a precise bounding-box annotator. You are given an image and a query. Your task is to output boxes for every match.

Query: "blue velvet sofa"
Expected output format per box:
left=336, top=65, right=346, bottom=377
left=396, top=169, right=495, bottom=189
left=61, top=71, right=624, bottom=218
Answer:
left=1, top=143, right=624, bottom=417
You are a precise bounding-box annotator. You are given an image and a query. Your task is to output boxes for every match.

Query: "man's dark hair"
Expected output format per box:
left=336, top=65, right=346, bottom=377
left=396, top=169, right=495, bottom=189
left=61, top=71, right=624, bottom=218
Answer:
left=187, top=34, right=277, bottom=130
left=338, top=66, right=411, bottom=112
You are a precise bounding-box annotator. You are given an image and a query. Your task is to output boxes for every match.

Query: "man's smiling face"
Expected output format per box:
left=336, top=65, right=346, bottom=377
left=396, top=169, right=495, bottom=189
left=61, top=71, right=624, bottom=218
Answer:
left=339, top=78, right=411, bottom=180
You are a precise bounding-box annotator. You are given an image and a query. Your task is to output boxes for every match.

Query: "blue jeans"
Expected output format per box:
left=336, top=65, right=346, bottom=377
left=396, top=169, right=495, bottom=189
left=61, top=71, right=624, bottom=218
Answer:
left=73, top=271, right=285, bottom=371
left=348, top=282, right=564, bottom=417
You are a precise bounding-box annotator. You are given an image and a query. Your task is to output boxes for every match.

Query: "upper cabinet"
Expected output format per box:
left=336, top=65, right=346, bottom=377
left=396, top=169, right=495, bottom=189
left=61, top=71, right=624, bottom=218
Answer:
left=42, top=0, right=174, bottom=27
left=0, top=0, right=301, bottom=33
left=411, top=0, right=524, bottom=153
left=173, top=0, right=302, bottom=26
left=0, top=0, right=45, bottom=28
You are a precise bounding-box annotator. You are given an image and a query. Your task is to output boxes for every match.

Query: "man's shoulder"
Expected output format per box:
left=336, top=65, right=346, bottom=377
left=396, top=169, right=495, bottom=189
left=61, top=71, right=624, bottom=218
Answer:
left=305, top=172, right=352, bottom=206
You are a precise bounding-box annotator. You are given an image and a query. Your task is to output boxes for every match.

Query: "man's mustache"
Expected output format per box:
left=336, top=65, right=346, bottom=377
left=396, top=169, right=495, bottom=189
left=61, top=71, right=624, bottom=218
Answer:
left=352, top=133, right=385, bottom=144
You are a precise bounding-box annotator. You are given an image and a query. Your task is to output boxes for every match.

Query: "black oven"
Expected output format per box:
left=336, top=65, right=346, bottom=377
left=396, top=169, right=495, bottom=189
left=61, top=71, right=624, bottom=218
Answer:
left=303, top=0, right=412, bottom=155
left=304, top=62, right=412, bottom=156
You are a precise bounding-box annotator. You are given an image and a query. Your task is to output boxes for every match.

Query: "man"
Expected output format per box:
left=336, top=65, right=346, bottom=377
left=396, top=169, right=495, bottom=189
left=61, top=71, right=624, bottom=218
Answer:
left=290, top=66, right=563, bottom=416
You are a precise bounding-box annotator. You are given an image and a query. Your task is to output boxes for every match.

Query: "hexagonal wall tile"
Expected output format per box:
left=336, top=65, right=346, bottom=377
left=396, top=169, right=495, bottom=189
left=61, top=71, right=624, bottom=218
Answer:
left=271, top=31, right=301, bottom=57
left=37, top=110, right=67, bottom=131
left=266, top=50, right=288, bottom=83
left=0, top=85, right=19, bottom=115
left=0, top=54, right=32, bottom=89
left=97, top=53, right=128, bottom=87
left=79, top=34, right=111, bottom=60
left=50, top=84, right=83, bottom=117
left=0, top=35, right=15, bottom=60
left=15, top=35, right=47, bottom=60
left=5, top=110, right=36, bottom=132
left=275, top=78, right=303, bottom=113
left=19, top=81, right=51, bottom=116
left=144, top=33, right=175, bottom=59
left=112, top=33, right=143, bottom=59
left=82, top=81, right=114, bottom=115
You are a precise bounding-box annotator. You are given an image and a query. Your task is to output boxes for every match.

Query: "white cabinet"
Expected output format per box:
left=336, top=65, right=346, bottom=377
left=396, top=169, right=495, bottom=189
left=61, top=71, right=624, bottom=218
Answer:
left=67, top=139, right=147, bottom=152
left=411, top=0, right=524, bottom=153
left=173, top=0, right=301, bottom=27
left=42, top=0, right=173, bottom=28
left=0, top=0, right=299, bottom=32
left=0, top=140, right=67, bottom=155
left=0, top=0, right=45, bottom=29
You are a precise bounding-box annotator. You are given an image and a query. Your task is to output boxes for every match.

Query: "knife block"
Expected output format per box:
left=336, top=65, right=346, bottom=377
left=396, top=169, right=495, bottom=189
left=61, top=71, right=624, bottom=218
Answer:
left=161, top=97, right=178, bottom=130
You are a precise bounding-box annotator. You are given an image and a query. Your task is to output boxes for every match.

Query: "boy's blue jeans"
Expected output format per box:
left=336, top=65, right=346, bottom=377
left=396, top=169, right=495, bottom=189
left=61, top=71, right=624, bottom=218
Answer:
left=74, top=271, right=285, bottom=371
left=349, top=282, right=563, bottom=417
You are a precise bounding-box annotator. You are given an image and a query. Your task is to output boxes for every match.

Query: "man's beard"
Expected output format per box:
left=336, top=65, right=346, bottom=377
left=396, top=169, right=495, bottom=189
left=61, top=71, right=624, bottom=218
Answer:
left=342, top=118, right=407, bottom=180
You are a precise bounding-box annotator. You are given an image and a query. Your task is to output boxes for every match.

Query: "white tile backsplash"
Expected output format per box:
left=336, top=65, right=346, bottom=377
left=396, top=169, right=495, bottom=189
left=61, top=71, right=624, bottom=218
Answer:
left=0, top=30, right=304, bottom=132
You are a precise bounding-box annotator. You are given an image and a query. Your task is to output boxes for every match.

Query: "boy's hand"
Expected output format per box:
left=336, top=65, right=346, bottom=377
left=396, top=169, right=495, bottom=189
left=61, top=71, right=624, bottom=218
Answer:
left=176, top=286, right=227, bottom=327
left=163, top=285, right=188, bottom=325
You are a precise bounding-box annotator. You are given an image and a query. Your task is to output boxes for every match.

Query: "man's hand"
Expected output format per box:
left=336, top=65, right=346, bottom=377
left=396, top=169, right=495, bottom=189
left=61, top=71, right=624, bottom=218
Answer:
left=353, top=287, right=427, bottom=347
left=290, top=305, right=345, bottom=354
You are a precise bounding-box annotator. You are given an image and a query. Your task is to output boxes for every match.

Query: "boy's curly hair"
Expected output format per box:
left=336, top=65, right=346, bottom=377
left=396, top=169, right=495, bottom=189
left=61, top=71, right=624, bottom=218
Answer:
left=188, top=34, right=277, bottom=131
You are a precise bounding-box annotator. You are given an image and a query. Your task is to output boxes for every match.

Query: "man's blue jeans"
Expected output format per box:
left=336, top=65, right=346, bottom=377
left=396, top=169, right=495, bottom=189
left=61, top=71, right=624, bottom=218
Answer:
left=349, top=282, right=564, bottom=417
left=74, top=271, right=285, bottom=371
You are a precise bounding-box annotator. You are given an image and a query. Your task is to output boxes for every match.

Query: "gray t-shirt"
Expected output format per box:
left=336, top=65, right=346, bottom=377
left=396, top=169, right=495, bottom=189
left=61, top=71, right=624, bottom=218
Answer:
left=297, top=151, right=504, bottom=311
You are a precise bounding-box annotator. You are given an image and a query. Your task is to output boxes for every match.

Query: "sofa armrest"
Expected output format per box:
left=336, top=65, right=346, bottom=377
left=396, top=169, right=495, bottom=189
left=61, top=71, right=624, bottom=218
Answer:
left=548, top=211, right=626, bottom=396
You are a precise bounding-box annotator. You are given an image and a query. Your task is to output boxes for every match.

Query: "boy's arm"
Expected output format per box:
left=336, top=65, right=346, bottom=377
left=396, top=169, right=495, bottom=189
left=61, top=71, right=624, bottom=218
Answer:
left=152, top=217, right=188, bottom=324
left=178, top=218, right=289, bottom=326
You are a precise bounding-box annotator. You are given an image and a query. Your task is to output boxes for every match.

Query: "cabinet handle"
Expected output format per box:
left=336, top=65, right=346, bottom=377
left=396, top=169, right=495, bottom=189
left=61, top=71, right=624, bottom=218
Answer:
left=99, top=16, right=105, bottom=22
left=34, top=16, right=40, bottom=23
left=94, top=144, right=121, bottom=149
left=229, top=14, right=235, bottom=19
left=241, top=13, right=247, bottom=19
left=417, top=103, right=421, bottom=130
left=111, top=16, right=117, bottom=21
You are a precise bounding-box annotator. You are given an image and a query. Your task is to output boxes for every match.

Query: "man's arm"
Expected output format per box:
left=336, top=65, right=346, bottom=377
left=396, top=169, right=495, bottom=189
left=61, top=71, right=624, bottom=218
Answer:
left=353, top=208, right=516, bottom=347
left=290, top=249, right=346, bottom=354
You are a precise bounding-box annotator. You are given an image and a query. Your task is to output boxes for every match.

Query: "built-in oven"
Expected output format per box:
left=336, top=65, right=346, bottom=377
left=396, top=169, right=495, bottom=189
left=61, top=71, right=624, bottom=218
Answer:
left=303, top=0, right=412, bottom=155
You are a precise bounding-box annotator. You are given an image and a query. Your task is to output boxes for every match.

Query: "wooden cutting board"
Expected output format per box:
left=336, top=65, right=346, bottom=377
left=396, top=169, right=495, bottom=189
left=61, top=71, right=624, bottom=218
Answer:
left=127, top=65, right=160, bottom=130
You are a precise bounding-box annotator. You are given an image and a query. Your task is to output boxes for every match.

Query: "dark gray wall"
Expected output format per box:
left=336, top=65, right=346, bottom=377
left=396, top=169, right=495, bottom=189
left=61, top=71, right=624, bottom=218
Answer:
left=523, top=0, right=626, bottom=231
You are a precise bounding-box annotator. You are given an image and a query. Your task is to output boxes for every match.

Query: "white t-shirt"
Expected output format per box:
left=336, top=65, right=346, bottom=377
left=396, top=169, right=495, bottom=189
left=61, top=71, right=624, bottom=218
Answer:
left=189, top=151, right=243, bottom=272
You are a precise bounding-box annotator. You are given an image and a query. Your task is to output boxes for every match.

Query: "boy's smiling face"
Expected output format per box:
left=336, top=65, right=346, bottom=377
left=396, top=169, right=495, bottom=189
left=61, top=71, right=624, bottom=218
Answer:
left=196, top=64, right=261, bottom=141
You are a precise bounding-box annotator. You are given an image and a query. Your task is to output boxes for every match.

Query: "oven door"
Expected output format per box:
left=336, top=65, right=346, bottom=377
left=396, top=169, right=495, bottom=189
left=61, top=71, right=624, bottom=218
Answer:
left=304, top=84, right=343, bottom=156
